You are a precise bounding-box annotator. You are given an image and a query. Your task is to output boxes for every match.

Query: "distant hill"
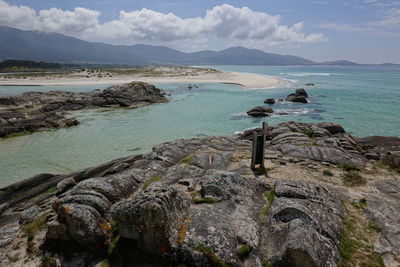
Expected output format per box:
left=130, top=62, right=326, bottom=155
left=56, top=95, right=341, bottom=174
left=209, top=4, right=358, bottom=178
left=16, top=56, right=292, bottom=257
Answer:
left=1, top=26, right=398, bottom=66
left=319, top=60, right=400, bottom=67
left=0, top=26, right=314, bottom=66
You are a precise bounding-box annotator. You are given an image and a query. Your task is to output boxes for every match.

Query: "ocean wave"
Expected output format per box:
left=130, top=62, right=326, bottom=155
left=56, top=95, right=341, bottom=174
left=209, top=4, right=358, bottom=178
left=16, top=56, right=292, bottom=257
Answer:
left=231, top=108, right=313, bottom=120
left=270, top=108, right=313, bottom=117
left=234, top=126, right=258, bottom=135
left=281, top=72, right=341, bottom=77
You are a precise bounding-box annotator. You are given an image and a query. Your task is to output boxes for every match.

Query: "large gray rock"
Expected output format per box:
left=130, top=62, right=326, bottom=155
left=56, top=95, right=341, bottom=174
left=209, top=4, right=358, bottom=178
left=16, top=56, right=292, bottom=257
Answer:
left=264, top=180, right=344, bottom=267
left=49, top=171, right=140, bottom=244
left=366, top=180, right=400, bottom=267
left=278, top=144, right=366, bottom=166
left=111, top=185, right=190, bottom=252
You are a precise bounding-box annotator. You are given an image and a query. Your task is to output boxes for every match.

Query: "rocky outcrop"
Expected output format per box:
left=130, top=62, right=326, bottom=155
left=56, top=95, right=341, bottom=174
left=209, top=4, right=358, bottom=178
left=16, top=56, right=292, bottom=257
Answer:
left=1, top=121, right=399, bottom=266
left=0, top=82, right=167, bottom=138
left=241, top=121, right=367, bottom=167
left=247, top=106, right=274, bottom=117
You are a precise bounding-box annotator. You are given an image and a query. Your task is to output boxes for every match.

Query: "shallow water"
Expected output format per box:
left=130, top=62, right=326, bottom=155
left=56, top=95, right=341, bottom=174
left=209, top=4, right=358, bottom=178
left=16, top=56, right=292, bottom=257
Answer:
left=0, top=65, right=399, bottom=186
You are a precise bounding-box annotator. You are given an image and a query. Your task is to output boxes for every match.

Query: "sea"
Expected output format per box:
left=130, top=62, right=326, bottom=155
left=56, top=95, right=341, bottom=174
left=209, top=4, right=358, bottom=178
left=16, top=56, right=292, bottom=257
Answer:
left=0, top=65, right=399, bottom=186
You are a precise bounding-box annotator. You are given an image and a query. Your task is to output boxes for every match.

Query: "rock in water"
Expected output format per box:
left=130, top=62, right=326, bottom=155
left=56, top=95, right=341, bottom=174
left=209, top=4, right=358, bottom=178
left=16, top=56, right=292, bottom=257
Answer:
left=295, top=88, right=309, bottom=97
left=247, top=106, right=274, bottom=117
left=286, top=88, right=309, bottom=103
left=264, top=98, right=276, bottom=104
left=0, top=82, right=168, bottom=138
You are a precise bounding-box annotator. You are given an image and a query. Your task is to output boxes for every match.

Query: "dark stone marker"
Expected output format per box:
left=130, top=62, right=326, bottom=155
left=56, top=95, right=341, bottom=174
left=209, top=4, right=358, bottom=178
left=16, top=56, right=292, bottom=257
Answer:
left=251, top=122, right=267, bottom=170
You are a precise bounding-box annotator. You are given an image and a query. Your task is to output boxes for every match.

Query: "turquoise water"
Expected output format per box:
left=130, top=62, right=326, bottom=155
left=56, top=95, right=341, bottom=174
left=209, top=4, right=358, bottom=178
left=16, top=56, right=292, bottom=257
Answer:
left=0, top=65, right=399, bottom=186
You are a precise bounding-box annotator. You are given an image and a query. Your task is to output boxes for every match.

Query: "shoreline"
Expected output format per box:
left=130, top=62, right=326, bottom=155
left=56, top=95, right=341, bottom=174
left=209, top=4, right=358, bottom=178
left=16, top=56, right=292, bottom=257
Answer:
left=0, top=70, right=282, bottom=88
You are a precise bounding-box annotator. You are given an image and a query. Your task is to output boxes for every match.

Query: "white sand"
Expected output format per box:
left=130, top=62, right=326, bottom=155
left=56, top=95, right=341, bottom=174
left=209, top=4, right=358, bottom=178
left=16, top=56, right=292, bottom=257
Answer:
left=0, top=71, right=281, bottom=88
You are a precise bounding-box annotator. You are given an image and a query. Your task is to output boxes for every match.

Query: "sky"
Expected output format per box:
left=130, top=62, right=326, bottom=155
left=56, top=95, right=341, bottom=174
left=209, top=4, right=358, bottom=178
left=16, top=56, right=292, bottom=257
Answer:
left=0, top=0, right=399, bottom=63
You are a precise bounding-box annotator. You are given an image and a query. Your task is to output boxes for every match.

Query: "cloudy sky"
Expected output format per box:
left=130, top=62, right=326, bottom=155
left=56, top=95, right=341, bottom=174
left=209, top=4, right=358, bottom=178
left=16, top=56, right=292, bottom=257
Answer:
left=1, top=0, right=399, bottom=63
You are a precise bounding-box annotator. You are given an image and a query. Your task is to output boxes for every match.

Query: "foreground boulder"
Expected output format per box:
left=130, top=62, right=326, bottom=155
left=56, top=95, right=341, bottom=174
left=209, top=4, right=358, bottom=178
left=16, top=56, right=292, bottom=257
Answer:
left=247, top=106, right=274, bottom=117
left=0, top=82, right=168, bottom=138
left=264, top=180, right=344, bottom=266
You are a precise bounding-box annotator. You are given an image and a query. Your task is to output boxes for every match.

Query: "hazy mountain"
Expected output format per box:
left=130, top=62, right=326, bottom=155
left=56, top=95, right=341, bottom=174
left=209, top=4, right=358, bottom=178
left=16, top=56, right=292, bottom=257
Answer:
left=0, top=26, right=315, bottom=66
left=319, top=60, right=400, bottom=66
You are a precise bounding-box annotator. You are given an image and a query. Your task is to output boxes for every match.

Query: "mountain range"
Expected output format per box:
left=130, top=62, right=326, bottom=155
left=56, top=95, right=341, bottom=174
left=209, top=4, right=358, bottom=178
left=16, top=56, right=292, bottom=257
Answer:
left=0, top=26, right=398, bottom=66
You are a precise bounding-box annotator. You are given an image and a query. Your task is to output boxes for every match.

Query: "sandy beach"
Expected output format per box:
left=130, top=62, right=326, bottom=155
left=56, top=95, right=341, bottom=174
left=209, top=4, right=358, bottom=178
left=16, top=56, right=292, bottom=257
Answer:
left=0, top=70, right=281, bottom=88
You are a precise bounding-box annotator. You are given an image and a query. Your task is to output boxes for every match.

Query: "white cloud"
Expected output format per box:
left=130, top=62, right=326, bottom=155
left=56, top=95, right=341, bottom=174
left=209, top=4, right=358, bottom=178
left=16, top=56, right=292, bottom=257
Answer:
left=373, top=8, right=400, bottom=27
left=0, top=1, right=324, bottom=50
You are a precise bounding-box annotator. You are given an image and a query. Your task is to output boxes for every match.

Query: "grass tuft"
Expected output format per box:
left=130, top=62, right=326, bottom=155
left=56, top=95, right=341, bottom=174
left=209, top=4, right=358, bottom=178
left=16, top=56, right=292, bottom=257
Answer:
left=236, top=245, right=252, bottom=259
left=195, top=245, right=227, bottom=267
left=338, top=163, right=360, bottom=171
left=142, top=176, right=163, bottom=191
left=259, top=190, right=275, bottom=223
left=343, top=170, right=366, bottom=186
left=180, top=155, right=193, bottom=165
left=323, top=170, right=334, bottom=176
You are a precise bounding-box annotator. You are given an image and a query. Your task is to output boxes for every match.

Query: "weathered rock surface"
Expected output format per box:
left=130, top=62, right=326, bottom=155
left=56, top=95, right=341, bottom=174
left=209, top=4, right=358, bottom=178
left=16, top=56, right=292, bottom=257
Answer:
left=0, top=82, right=167, bottom=137
left=242, top=121, right=367, bottom=167
left=1, top=121, right=399, bottom=266
left=264, top=179, right=344, bottom=267
left=366, top=180, right=400, bottom=266
left=247, top=106, right=274, bottom=117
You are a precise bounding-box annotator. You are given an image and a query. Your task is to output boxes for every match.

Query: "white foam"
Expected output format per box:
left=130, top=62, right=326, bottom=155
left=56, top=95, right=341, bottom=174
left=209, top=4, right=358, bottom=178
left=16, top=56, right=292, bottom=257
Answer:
left=283, top=72, right=340, bottom=77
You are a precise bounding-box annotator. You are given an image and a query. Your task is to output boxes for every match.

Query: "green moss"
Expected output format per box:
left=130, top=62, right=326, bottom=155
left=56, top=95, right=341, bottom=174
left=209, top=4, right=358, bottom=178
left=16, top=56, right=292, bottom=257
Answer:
left=8, top=254, right=20, bottom=263
left=323, top=170, right=334, bottom=176
left=236, top=245, right=252, bottom=259
left=38, top=187, right=58, bottom=197
left=107, top=235, right=120, bottom=256
left=259, top=190, right=275, bottom=223
left=22, top=212, right=50, bottom=236
left=301, top=129, right=316, bottom=138
left=263, top=258, right=275, bottom=267
left=41, top=252, right=57, bottom=267
left=180, top=155, right=193, bottom=165
left=142, top=176, right=163, bottom=191
left=193, top=198, right=219, bottom=204
left=351, top=198, right=367, bottom=211
left=1, top=131, right=32, bottom=139
left=195, top=245, right=227, bottom=267
left=338, top=202, right=385, bottom=267
left=367, top=222, right=382, bottom=233
left=338, top=163, right=360, bottom=171
left=343, top=170, right=366, bottom=186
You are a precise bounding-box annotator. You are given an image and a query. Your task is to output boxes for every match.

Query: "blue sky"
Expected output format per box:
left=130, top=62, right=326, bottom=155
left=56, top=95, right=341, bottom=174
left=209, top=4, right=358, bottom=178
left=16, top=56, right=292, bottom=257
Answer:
left=1, top=0, right=400, bottom=63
